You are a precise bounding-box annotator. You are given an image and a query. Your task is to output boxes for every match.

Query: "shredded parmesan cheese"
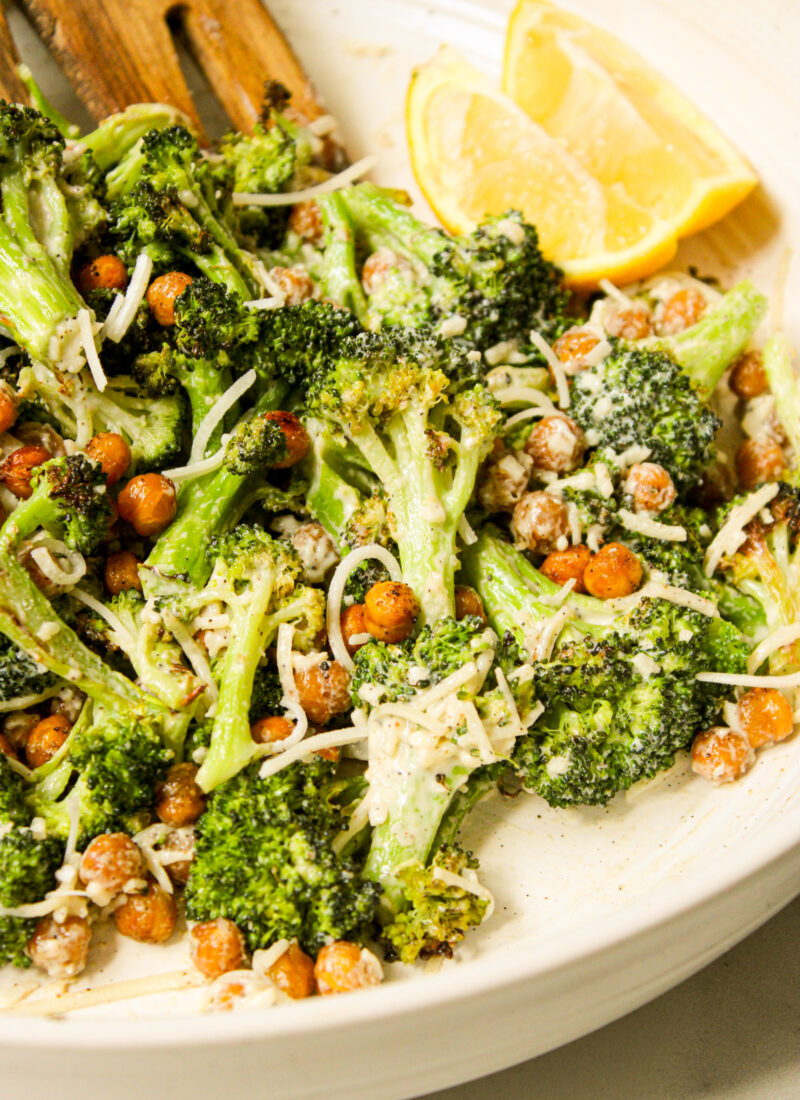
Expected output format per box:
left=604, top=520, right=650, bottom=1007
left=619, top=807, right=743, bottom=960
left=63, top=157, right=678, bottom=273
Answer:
left=431, top=866, right=495, bottom=920
left=697, top=669, right=800, bottom=689
left=2, top=970, right=204, bottom=1017
left=704, top=483, right=780, bottom=577
left=76, top=309, right=107, bottom=392
left=746, top=622, right=800, bottom=674
left=529, top=330, right=569, bottom=407
left=102, top=253, right=153, bottom=342
left=325, top=543, right=402, bottom=671
left=617, top=508, right=687, bottom=542
left=258, top=726, right=363, bottom=778
left=190, top=370, right=256, bottom=464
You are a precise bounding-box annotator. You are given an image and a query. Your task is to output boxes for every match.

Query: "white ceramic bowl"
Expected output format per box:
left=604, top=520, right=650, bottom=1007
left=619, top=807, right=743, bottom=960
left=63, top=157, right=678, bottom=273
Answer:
left=1, top=2, right=799, bottom=1097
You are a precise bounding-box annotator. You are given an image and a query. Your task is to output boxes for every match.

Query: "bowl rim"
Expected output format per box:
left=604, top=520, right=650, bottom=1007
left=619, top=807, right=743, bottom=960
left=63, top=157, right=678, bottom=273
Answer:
left=3, top=789, right=799, bottom=1049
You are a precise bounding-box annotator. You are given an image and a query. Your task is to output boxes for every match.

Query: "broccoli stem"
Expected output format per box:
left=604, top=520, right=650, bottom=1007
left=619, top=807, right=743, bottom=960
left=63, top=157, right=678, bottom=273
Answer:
left=342, top=181, right=445, bottom=267
left=762, top=333, right=800, bottom=464
left=16, top=65, right=81, bottom=140
left=143, top=381, right=289, bottom=591
left=650, top=281, right=767, bottom=396
left=82, top=104, right=191, bottom=172
left=430, top=768, right=499, bottom=855
left=316, top=192, right=370, bottom=324
left=0, top=172, right=84, bottom=362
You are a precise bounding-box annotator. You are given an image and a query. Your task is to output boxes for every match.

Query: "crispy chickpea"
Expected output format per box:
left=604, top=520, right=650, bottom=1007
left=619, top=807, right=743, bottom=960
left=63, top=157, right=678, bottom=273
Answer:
left=729, top=350, right=767, bottom=399
left=25, top=714, right=71, bottom=769
left=691, top=726, right=753, bottom=783
left=295, top=660, right=351, bottom=727
left=605, top=307, right=653, bottom=341
left=85, top=431, right=131, bottom=486
left=117, top=473, right=177, bottom=537
left=552, top=327, right=600, bottom=374
left=104, top=549, right=142, bottom=595
left=75, top=254, right=128, bottom=296
left=524, top=415, right=585, bottom=473
left=314, top=941, right=383, bottom=995
left=289, top=200, right=323, bottom=243
left=146, top=271, right=193, bottom=326
left=291, top=522, right=338, bottom=582
left=624, top=462, right=677, bottom=513
left=583, top=542, right=643, bottom=599
left=27, top=915, right=91, bottom=979
left=190, top=918, right=246, bottom=979
left=737, top=688, right=794, bottom=749
left=0, top=732, right=16, bottom=759
left=540, top=544, right=592, bottom=592
left=114, top=879, right=178, bottom=943
left=261, top=410, right=310, bottom=469
left=341, top=603, right=369, bottom=655
left=3, top=711, right=39, bottom=753
left=0, top=443, right=51, bottom=500
left=161, top=828, right=195, bottom=886
left=156, top=762, right=206, bottom=827
left=477, top=446, right=533, bottom=511
left=315, top=746, right=340, bottom=762
left=454, top=586, right=486, bottom=623
left=735, top=437, right=785, bottom=490
left=657, top=287, right=706, bottom=335
left=267, top=940, right=315, bottom=999
left=364, top=580, right=419, bottom=643
left=0, top=390, right=18, bottom=434
left=79, top=833, right=146, bottom=894
left=269, top=265, right=315, bottom=305
left=361, top=249, right=404, bottom=295
left=511, top=491, right=570, bottom=555
left=250, top=715, right=294, bottom=745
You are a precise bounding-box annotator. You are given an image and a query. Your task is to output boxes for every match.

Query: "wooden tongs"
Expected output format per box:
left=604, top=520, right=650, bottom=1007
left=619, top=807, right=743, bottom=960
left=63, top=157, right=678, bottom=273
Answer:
left=0, top=0, right=324, bottom=138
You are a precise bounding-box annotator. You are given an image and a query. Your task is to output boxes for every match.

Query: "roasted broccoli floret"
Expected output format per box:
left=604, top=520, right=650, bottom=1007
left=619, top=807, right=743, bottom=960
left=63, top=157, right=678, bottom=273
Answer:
left=460, top=528, right=749, bottom=806
left=0, top=635, right=56, bottom=705
left=107, top=125, right=261, bottom=298
left=185, top=758, right=380, bottom=954
left=2, top=454, right=111, bottom=555
left=224, top=412, right=289, bottom=473
left=569, top=346, right=720, bottom=491
left=341, top=184, right=571, bottom=353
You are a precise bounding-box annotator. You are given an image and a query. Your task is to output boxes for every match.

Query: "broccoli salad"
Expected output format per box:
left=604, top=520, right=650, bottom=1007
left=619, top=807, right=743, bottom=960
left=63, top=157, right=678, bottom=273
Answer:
left=0, top=73, right=797, bottom=1015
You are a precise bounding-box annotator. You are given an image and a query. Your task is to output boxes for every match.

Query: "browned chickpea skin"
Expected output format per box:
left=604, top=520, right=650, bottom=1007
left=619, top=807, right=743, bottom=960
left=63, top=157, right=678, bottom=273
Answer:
left=295, top=660, right=351, bottom=727
left=156, top=762, right=206, bottom=827
left=162, top=828, right=195, bottom=886
left=0, top=389, right=18, bottom=435
left=552, top=327, right=601, bottom=375
left=476, top=445, right=533, bottom=511
left=729, top=350, right=768, bottom=399
left=361, top=249, right=399, bottom=295
left=341, top=603, right=370, bottom=655
left=540, top=544, right=592, bottom=592
left=314, top=940, right=382, bottom=995
left=250, top=715, right=294, bottom=745
left=364, top=580, right=420, bottom=643
left=114, top=879, right=178, bottom=944
left=0, top=731, right=16, bottom=759
left=117, top=473, right=177, bottom=537
left=524, top=415, right=585, bottom=473
left=582, top=542, right=643, bottom=599
left=737, top=688, right=794, bottom=749
left=604, top=307, right=653, bottom=341
left=454, top=586, right=486, bottom=623
left=75, top=254, right=128, bottom=296
left=657, top=287, right=706, bottom=335
left=85, top=431, right=131, bottom=487
left=104, top=549, right=143, bottom=595
left=289, top=200, right=323, bottom=243
left=190, top=918, right=247, bottom=979
left=260, top=410, right=311, bottom=470
left=0, top=443, right=51, bottom=500
left=25, top=714, right=71, bottom=769
left=511, top=491, right=570, bottom=555
left=27, top=915, right=91, bottom=978
left=623, top=462, right=677, bottom=514
left=267, top=940, right=316, bottom=999
left=691, top=726, right=753, bottom=783
left=3, top=711, right=39, bottom=754
left=735, top=437, right=786, bottom=490
left=79, top=833, right=146, bottom=895
left=269, top=265, right=315, bottom=305
left=146, top=271, right=193, bottom=326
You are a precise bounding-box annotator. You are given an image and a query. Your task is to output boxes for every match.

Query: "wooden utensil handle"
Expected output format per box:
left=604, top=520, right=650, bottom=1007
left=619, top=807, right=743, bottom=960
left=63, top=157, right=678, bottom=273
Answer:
left=20, top=0, right=324, bottom=138
left=0, top=4, right=29, bottom=104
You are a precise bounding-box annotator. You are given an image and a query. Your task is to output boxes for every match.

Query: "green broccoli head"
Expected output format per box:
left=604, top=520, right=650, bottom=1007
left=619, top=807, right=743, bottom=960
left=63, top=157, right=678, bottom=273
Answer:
left=0, top=635, right=56, bottom=703
left=514, top=598, right=749, bottom=806
left=381, top=845, right=487, bottom=964
left=224, top=412, right=289, bottom=474
left=351, top=616, right=490, bottom=710
left=0, top=827, right=63, bottom=908
left=5, top=454, right=111, bottom=555
left=569, top=347, right=720, bottom=491
left=185, top=759, right=380, bottom=954
left=0, top=753, right=33, bottom=826
left=0, top=916, right=35, bottom=968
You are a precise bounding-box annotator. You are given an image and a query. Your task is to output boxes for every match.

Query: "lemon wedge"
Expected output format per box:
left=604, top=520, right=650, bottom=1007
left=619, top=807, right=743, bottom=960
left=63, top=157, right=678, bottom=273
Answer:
left=504, top=0, right=757, bottom=238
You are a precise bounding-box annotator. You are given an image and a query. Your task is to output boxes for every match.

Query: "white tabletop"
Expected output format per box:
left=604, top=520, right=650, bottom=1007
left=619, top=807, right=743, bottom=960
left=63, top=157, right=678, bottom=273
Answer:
left=424, top=894, right=800, bottom=1099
